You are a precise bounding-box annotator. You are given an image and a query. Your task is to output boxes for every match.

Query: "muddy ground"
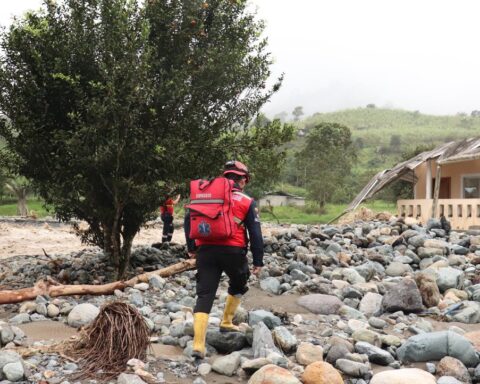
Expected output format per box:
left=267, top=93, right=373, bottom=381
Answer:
left=0, top=220, right=186, bottom=259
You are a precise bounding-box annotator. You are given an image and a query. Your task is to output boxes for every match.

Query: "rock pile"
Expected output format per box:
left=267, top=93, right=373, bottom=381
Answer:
left=1, top=217, right=480, bottom=383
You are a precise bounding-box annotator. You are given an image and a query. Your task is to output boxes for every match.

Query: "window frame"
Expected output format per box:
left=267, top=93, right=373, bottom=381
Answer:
left=461, top=173, right=480, bottom=198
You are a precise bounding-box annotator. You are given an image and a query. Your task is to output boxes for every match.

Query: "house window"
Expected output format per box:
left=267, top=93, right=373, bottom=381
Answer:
left=463, top=176, right=480, bottom=198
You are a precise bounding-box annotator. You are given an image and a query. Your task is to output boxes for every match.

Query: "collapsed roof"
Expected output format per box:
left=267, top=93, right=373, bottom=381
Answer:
left=346, top=136, right=480, bottom=212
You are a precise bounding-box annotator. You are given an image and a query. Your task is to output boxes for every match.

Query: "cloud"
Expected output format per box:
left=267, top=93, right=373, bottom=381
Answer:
left=3, top=0, right=480, bottom=117
left=253, top=0, right=480, bottom=116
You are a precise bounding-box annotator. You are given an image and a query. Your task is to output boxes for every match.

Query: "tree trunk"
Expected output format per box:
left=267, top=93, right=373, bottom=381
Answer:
left=103, top=225, right=113, bottom=261
left=117, top=235, right=133, bottom=280
left=110, top=205, right=123, bottom=272
left=17, top=196, right=28, bottom=217
left=0, top=259, right=196, bottom=305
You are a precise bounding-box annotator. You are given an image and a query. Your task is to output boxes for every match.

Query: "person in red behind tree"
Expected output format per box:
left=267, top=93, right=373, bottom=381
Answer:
left=160, top=194, right=180, bottom=243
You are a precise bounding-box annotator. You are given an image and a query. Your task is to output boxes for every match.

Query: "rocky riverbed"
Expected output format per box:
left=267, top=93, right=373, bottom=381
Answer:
left=1, top=216, right=480, bottom=383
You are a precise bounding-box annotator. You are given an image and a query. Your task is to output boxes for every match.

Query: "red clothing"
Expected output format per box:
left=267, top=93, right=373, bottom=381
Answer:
left=195, top=189, right=252, bottom=248
left=160, top=198, right=174, bottom=215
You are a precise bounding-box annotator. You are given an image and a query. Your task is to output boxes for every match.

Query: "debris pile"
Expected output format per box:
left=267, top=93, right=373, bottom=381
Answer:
left=1, top=216, right=480, bottom=383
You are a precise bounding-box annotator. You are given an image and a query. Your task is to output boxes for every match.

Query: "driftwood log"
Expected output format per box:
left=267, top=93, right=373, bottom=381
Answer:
left=0, top=259, right=196, bottom=305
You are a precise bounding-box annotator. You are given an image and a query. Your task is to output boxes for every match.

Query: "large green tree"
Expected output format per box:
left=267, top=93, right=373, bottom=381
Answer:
left=0, top=0, right=283, bottom=277
left=296, top=122, right=355, bottom=209
left=236, top=116, right=294, bottom=199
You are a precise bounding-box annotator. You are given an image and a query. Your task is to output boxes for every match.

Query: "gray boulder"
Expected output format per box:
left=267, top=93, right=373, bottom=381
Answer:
left=9, top=313, right=30, bottom=325
left=355, top=341, right=394, bottom=365
left=0, top=324, right=15, bottom=345
left=252, top=322, right=282, bottom=358
left=249, top=310, right=281, bottom=329
left=342, top=268, right=366, bottom=284
left=409, top=234, right=427, bottom=248
left=290, top=269, right=309, bottom=282
left=335, top=358, right=370, bottom=378
left=326, top=343, right=352, bottom=364
left=448, top=301, right=480, bottom=324
left=418, top=247, right=446, bottom=258
left=359, top=292, right=383, bottom=316
left=3, top=362, right=24, bottom=382
left=382, top=279, right=423, bottom=313
left=260, top=277, right=281, bottom=295
left=212, top=352, right=241, bottom=376
left=0, top=350, right=22, bottom=372
left=436, top=267, right=464, bottom=292
left=241, top=357, right=270, bottom=374
left=397, top=331, right=479, bottom=367
left=386, top=262, right=412, bottom=277
left=205, top=329, right=246, bottom=354
left=297, top=294, right=343, bottom=315
left=466, top=284, right=480, bottom=302
left=272, top=326, right=297, bottom=354
left=67, top=303, right=99, bottom=328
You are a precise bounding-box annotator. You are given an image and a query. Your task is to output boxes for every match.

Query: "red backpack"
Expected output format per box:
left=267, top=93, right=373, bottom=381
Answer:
left=186, top=177, right=237, bottom=240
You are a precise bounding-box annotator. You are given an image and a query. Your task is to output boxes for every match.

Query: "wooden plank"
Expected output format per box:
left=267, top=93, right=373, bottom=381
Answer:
left=432, top=165, right=442, bottom=218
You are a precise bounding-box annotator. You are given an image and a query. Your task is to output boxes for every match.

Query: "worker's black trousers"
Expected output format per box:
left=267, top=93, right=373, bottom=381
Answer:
left=194, top=245, right=250, bottom=314
left=161, top=213, right=174, bottom=242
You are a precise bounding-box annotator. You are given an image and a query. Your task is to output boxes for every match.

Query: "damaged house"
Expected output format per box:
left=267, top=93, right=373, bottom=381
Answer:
left=346, top=137, right=480, bottom=230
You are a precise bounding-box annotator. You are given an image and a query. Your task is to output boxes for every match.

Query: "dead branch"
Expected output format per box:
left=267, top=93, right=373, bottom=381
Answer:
left=0, top=259, right=196, bottom=305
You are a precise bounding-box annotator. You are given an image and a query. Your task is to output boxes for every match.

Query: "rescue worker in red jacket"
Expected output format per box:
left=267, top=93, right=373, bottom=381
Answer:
left=160, top=194, right=180, bottom=243
left=184, top=161, right=264, bottom=359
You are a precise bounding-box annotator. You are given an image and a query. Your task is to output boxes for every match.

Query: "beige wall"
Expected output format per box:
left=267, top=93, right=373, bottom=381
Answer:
left=415, top=159, right=480, bottom=199
left=398, top=198, right=480, bottom=230
left=259, top=195, right=305, bottom=207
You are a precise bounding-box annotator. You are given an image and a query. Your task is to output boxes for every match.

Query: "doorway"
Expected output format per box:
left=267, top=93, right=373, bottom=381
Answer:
left=432, top=177, right=451, bottom=199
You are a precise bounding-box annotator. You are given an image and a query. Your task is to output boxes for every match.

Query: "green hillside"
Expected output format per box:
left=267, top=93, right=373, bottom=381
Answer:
left=300, top=107, right=479, bottom=167
left=289, top=107, right=479, bottom=175
left=278, top=107, right=480, bottom=204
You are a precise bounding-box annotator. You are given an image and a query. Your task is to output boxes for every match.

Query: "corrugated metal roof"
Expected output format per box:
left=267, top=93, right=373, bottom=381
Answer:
left=345, top=137, right=480, bottom=212
left=438, top=137, right=480, bottom=164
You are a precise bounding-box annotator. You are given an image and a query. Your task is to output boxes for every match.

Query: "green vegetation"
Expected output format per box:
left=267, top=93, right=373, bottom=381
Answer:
left=0, top=0, right=286, bottom=277
left=301, top=107, right=479, bottom=172
left=0, top=198, right=50, bottom=217
left=296, top=122, right=355, bottom=208
left=282, top=107, right=480, bottom=207
left=259, top=200, right=397, bottom=225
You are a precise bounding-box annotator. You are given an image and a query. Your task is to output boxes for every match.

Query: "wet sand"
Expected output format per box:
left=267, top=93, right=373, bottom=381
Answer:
left=243, top=287, right=307, bottom=314
left=18, top=321, right=246, bottom=383
left=19, top=321, right=79, bottom=343
left=0, top=221, right=186, bottom=259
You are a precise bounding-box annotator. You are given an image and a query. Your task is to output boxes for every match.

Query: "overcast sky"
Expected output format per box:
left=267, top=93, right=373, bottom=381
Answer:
left=2, top=1, right=480, bottom=117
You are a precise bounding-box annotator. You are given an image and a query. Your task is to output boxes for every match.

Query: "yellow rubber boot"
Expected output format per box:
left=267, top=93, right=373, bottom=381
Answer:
left=192, top=312, right=209, bottom=359
left=220, top=294, right=241, bottom=332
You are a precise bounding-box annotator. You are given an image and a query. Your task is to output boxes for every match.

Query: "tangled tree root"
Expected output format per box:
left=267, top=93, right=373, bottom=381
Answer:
left=64, top=302, right=150, bottom=381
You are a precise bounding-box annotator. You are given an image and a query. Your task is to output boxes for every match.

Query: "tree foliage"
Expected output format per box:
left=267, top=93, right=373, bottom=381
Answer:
left=296, top=122, right=355, bottom=209
left=238, top=116, right=294, bottom=199
left=0, top=0, right=282, bottom=277
left=292, top=106, right=304, bottom=121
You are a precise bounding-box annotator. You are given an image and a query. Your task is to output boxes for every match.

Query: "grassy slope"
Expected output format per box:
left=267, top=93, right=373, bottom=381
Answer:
left=298, top=107, right=480, bottom=172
